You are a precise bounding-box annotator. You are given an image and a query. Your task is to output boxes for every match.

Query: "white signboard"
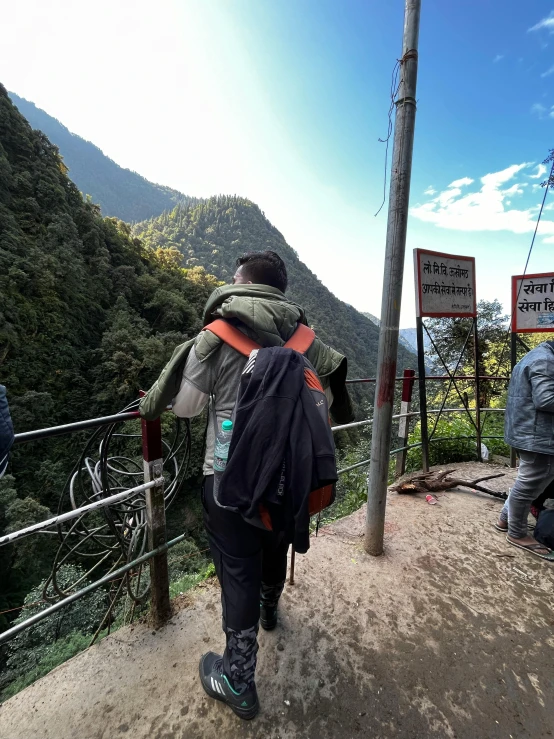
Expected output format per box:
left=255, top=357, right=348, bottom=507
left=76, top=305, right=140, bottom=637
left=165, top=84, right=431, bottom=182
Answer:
left=414, top=249, right=477, bottom=318
left=512, top=272, right=554, bottom=333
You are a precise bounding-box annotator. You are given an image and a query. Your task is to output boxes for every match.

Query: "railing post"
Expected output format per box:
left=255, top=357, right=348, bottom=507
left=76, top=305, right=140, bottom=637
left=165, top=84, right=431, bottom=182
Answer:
left=141, top=410, right=171, bottom=627
left=416, top=317, right=430, bottom=473
left=395, top=369, right=415, bottom=478
left=473, top=317, right=482, bottom=462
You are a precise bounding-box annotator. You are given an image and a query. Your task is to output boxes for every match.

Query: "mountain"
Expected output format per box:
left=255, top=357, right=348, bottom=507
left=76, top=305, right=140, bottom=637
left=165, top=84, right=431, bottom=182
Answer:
left=134, top=200, right=417, bottom=385
left=8, top=92, right=196, bottom=223
left=362, top=313, right=422, bottom=357
left=399, top=327, right=432, bottom=354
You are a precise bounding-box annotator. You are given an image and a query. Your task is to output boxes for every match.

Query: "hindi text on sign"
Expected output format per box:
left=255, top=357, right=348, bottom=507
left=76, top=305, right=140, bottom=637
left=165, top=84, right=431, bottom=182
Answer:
left=415, top=249, right=476, bottom=318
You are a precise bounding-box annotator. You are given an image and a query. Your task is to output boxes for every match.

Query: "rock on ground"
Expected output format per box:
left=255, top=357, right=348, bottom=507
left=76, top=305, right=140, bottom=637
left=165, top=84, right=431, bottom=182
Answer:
left=1, top=462, right=553, bottom=739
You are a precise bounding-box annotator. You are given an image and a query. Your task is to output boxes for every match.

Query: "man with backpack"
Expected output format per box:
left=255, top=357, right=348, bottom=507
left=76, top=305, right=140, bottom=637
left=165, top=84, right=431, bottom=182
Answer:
left=140, top=250, right=353, bottom=719
left=499, top=340, right=554, bottom=560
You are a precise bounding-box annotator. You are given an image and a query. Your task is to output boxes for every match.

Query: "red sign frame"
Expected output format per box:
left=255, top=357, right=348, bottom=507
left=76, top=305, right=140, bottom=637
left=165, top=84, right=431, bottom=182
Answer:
left=512, top=272, right=554, bottom=333
left=414, top=248, right=477, bottom=318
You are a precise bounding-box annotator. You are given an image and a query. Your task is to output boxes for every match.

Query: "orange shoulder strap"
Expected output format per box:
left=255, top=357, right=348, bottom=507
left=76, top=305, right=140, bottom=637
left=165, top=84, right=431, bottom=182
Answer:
left=203, top=319, right=261, bottom=357
left=284, top=323, right=315, bottom=354
left=204, top=319, right=315, bottom=357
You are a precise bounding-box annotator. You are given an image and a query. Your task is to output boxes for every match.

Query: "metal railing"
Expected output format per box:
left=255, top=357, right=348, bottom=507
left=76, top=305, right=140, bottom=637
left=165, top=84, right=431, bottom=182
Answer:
left=1, top=409, right=172, bottom=646
left=0, top=479, right=163, bottom=546
left=1, top=372, right=507, bottom=646
left=336, top=369, right=508, bottom=477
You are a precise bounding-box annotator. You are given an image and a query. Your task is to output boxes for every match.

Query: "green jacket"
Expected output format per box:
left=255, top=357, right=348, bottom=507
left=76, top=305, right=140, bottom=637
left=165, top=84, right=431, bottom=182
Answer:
left=139, top=284, right=354, bottom=423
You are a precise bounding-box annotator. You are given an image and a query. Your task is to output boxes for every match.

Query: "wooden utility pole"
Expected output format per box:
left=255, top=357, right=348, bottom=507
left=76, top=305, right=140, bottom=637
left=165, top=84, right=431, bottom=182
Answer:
left=365, top=0, right=422, bottom=556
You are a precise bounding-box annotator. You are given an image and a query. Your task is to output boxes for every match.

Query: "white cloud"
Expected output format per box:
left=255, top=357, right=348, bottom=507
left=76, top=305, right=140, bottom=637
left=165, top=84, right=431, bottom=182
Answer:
left=531, top=102, right=554, bottom=119
left=448, top=177, right=474, bottom=188
left=531, top=103, right=547, bottom=116
left=493, top=54, right=504, bottom=63
left=502, top=183, right=526, bottom=196
left=530, top=163, right=547, bottom=179
left=411, top=163, right=554, bottom=241
left=541, top=64, right=554, bottom=77
left=424, top=186, right=436, bottom=195
left=529, top=12, right=554, bottom=33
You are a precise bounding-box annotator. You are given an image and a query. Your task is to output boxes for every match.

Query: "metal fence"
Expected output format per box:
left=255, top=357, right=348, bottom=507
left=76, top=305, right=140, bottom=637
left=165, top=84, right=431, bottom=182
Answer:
left=0, top=371, right=508, bottom=646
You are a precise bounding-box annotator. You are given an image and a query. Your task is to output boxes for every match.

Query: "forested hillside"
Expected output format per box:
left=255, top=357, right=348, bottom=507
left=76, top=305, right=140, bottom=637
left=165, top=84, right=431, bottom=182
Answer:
left=9, top=90, right=416, bottom=384
left=134, top=198, right=417, bottom=383
left=8, top=93, right=196, bottom=223
left=0, top=84, right=218, bottom=621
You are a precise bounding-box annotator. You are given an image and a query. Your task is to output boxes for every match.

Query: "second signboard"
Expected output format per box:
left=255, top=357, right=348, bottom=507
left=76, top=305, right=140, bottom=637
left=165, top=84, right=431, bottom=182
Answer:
left=512, top=272, right=554, bottom=332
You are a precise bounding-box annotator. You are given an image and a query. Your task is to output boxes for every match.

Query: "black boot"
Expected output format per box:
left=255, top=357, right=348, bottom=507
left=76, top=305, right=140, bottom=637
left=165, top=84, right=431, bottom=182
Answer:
left=199, top=652, right=259, bottom=720
left=260, top=580, right=285, bottom=631
left=260, top=602, right=277, bottom=631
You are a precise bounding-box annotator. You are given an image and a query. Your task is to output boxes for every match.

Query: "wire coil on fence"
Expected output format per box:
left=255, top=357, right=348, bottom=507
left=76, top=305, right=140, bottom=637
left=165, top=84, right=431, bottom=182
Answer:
left=44, top=400, right=192, bottom=609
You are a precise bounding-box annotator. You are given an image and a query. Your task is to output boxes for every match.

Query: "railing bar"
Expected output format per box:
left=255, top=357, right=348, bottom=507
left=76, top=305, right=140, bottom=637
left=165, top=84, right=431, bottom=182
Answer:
left=332, top=407, right=505, bottom=433
left=346, top=376, right=509, bottom=384
left=14, top=411, right=141, bottom=444
left=389, top=442, right=423, bottom=455
left=332, top=419, right=373, bottom=433
left=338, top=459, right=371, bottom=474
left=0, top=479, right=163, bottom=547
left=337, top=433, right=505, bottom=476
left=426, top=407, right=504, bottom=415
left=0, top=532, right=187, bottom=646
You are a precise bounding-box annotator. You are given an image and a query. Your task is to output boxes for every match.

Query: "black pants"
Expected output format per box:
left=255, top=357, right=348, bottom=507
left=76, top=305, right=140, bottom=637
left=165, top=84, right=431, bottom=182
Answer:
left=202, top=474, right=289, bottom=632
left=202, top=475, right=289, bottom=690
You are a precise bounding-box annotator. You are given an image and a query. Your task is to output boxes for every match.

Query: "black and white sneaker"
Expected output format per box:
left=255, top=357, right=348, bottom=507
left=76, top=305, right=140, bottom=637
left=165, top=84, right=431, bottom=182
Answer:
left=199, top=652, right=260, bottom=720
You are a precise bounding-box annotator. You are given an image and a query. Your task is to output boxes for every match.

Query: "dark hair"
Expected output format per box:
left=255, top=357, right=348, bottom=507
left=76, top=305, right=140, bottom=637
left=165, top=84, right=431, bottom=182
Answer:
left=236, top=250, right=288, bottom=293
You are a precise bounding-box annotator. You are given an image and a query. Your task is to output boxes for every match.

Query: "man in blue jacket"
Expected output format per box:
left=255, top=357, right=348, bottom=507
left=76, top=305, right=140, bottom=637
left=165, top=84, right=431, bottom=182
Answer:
left=499, top=341, right=554, bottom=559
left=0, top=385, right=14, bottom=479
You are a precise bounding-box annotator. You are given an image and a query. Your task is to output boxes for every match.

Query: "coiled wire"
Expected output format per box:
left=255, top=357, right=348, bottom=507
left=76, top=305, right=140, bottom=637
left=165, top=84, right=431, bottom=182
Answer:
left=43, top=401, right=191, bottom=619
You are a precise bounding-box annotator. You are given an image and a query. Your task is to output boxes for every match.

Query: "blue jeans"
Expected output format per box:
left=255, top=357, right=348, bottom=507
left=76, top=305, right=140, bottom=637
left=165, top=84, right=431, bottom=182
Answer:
left=500, top=450, right=554, bottom=538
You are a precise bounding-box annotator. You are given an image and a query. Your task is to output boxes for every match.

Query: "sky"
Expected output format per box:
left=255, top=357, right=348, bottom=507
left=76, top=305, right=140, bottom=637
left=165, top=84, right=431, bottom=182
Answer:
left=2, top=0, right=554, bottom=327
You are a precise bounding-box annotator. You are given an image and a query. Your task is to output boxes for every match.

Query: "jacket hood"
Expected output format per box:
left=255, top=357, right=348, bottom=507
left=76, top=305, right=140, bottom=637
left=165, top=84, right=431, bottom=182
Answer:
left=141, top=284, right=354, bottom=423
left=202, top=284, right=308, bottom=347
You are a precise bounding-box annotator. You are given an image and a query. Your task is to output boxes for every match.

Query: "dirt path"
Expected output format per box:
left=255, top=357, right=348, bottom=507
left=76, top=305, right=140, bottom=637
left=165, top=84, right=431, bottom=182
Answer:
left=1, top=463, right=553, bottom=739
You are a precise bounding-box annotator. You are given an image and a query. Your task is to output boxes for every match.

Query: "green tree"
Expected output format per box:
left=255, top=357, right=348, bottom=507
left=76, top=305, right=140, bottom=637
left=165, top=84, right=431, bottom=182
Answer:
left=0, top=84, right=219, bottom=621
left=425, top=299, right=510, bottom=408
left=1, top=564, right=109, bottom=698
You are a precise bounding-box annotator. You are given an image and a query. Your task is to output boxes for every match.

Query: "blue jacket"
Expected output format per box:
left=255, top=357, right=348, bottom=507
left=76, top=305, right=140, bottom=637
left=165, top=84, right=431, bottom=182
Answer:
left=0, top=385, right=14, bottom=477
left=505, top=342, right=554, bottom=455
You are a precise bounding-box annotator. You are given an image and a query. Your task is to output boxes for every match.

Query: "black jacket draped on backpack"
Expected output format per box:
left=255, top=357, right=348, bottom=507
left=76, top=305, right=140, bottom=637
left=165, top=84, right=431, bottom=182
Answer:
left=217, top=347, right=337, bottom=554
